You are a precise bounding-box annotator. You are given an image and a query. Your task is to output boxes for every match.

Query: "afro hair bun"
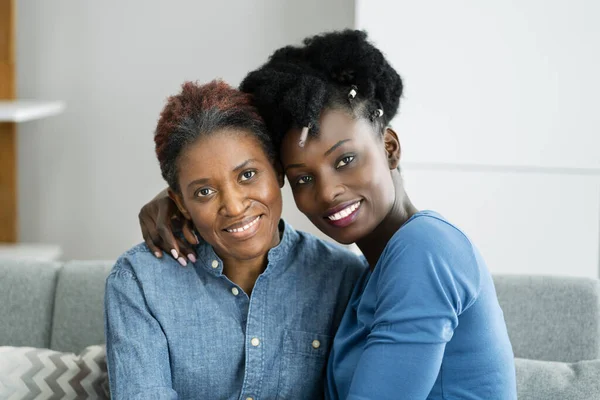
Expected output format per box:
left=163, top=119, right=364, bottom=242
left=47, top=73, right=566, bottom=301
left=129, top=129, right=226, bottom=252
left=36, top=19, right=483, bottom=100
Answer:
left=240, top=29, right=402, bottom=141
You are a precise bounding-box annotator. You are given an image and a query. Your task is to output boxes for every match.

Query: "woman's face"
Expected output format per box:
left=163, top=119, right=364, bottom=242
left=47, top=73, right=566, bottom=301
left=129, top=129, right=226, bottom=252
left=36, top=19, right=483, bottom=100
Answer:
left=172, top=129, right=283, bottom=261
left=280, top=109, right=399, bottom=245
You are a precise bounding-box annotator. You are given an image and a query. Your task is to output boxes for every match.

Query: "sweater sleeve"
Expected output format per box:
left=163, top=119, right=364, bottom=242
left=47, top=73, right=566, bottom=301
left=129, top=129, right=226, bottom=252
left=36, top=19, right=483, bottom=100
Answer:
left=345, top=235, right=480, bottom=400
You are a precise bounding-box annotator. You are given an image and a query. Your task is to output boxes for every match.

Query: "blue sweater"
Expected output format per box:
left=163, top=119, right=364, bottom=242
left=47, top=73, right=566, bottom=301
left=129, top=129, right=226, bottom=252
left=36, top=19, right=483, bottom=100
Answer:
left=326, top=211, right=517, bottom=399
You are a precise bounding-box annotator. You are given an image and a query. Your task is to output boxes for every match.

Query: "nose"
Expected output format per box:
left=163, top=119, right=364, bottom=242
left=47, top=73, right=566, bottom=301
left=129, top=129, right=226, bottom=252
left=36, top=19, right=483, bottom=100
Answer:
left=219, top=185, right=249, bottom=217
left=315, top=174, right=345, bottom=205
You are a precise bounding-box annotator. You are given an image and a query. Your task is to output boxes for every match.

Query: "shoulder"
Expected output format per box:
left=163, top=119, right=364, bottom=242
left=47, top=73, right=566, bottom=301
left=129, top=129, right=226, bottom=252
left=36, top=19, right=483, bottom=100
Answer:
left=287, top=228, right=367, bottom=282
left=109, top=243, right=180, bottom=281
left=383, top=211, right=479, bottom=271
left=377, top=211, right=482, bottom=312
left=298, top=229, right=366, bottom=265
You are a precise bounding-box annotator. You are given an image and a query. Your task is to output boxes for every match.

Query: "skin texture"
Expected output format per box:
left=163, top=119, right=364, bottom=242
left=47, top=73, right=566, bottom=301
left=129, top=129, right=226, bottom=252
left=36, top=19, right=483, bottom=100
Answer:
left=280, top=109, right=418, bottom=268
left=169, top=128, right=283, bottom=293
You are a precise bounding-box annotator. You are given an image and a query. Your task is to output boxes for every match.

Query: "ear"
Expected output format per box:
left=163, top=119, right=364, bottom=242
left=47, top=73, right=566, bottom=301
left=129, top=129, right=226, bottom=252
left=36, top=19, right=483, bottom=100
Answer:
left=168, top=188, right=192, bottom=220
left=273, top=160, right=285, bottom=188
left=383, top=127, right=401, bottom=170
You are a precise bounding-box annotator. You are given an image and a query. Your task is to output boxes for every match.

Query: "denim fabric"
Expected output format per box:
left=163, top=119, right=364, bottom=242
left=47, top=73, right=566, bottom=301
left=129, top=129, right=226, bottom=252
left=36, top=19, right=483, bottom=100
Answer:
left=105, top=220, right=366, bottom=400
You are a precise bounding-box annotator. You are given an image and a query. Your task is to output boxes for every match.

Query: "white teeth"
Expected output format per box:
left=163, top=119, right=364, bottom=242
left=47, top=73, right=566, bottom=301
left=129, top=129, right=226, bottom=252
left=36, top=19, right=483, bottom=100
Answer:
left=328, top=202, right=361, bottom=221
left=227, top=216, right=260, bottom=233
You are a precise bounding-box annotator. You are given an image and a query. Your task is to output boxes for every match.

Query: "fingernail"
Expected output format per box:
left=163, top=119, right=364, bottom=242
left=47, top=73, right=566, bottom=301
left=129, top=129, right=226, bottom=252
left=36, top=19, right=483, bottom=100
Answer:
left=154, top=251, right=162, bottom=258
left=177, top=257, right=187, bottom=267
left=171, top=249, right=178, bottom=259
left=193, top=232, right=199, bottom=244
left=188, top=254, right=197, bottom=263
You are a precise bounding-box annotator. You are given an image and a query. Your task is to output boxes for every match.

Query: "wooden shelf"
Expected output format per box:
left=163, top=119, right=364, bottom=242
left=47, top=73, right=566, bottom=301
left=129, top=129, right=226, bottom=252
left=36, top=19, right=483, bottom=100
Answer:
left=0, top=243, right=62, bottom=261
left=0, top=100, right=65, bottom=122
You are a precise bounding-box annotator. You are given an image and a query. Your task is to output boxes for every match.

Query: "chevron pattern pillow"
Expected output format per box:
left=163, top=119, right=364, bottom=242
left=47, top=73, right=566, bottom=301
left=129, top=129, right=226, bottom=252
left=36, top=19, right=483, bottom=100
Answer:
left=0, top=344, right=110, bottom=399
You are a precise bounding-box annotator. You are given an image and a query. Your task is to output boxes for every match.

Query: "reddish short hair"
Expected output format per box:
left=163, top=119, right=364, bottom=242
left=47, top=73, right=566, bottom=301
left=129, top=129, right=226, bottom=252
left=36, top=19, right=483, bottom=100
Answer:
left=154, top=80, right=274, bottom=191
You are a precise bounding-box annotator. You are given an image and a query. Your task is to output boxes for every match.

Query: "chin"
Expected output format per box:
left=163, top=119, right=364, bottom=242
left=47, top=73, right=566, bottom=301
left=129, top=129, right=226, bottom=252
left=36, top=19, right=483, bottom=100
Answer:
left=316, top=224, right=362, bottom=246
left=229, top=243, right=269, bottom=261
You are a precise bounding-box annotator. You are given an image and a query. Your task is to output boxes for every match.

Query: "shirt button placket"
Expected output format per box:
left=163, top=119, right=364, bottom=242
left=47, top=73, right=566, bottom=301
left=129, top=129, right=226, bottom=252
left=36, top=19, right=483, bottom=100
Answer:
left=242, top=278, right=264, bottom=398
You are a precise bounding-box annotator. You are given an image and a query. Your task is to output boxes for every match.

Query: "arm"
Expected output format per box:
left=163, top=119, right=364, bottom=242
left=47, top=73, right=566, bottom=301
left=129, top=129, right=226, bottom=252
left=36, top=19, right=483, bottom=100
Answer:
left=104, top=262, right=178, bottom=400
left=345, top=240, right=477, bottom=400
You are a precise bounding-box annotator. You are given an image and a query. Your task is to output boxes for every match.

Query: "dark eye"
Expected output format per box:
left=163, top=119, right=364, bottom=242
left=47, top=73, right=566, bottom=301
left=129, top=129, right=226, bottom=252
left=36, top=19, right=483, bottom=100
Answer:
left=296, top=175, right=313, bottom=185
left=240, top=170, right=256, bottom=181
left=196, top=188, right=215, bottom=197
left=336, top=155, right=355, bottom=168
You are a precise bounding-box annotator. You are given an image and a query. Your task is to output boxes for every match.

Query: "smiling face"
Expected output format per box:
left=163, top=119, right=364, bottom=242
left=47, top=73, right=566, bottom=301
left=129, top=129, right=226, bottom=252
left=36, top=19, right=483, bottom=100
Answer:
left=280, top=109, right=400, bottom=245
left=171, top=128, right=283, bottom=262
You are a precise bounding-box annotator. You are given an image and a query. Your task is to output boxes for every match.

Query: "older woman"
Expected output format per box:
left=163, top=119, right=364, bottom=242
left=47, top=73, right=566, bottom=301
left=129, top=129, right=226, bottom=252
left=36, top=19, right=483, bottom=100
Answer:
left=104, top=80, right=365, bottom=400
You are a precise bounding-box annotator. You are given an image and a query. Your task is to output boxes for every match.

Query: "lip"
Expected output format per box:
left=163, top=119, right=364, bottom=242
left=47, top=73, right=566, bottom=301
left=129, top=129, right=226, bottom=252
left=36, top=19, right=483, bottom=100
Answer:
left=223, top=215, right=261, bottom=231
left=222, top=215, right=263, bottom=241
left=323, top=199, right=362, bottom=218
left=323, top=200, right=362, bottom=228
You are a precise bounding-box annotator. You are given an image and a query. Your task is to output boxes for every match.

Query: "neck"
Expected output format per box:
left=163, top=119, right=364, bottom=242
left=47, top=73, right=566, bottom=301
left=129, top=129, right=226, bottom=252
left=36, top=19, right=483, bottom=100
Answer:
left=221, top=255, right=267, bottom=296
left=218, top=228, right=281, bottom=296
left=356, top=171, right=418, bottom=269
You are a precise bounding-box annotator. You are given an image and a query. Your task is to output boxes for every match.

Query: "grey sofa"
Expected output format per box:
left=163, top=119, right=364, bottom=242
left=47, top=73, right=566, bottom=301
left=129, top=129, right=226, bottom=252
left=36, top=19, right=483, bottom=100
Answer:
left=1, top=260, right=600, bottom=399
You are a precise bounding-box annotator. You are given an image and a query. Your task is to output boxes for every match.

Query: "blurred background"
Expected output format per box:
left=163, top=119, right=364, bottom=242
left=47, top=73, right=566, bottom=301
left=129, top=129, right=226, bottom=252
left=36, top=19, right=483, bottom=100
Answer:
left=2, top=0, right=599, bottom=278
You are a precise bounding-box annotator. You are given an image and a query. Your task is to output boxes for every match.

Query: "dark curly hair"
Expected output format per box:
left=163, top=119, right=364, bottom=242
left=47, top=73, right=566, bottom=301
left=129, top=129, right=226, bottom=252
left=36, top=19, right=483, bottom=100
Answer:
left=240, top=30, right=403, bottom=147
left=155, top=80, right=275, bottom=192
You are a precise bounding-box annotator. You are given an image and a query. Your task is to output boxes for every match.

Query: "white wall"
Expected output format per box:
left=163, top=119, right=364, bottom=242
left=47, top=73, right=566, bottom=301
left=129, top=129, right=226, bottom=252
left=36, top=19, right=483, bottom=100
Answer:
left=358, top=1, right=600, bottom=277
left=17, top=0, right=355, bottom=260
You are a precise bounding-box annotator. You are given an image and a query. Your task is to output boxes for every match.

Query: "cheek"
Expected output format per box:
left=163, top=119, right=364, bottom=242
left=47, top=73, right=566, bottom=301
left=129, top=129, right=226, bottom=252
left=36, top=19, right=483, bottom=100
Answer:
left=291, top=190, right=311, bottom=214
left=255, top=178, right=283, bottom=214
left=183, top=202, right=218, bottom=233
left=350, top=156, right=395, bottom=204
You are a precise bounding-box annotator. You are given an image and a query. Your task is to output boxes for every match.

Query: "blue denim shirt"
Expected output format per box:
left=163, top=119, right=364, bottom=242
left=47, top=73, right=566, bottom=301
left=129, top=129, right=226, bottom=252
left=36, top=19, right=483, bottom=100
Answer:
left=105, top=220, right=366, bottom=400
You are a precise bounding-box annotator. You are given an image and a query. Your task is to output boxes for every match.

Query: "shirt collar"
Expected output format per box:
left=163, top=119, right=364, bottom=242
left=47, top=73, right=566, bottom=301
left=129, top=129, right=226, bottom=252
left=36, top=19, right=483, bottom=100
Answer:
left=192, top=219, right=298, bottom=276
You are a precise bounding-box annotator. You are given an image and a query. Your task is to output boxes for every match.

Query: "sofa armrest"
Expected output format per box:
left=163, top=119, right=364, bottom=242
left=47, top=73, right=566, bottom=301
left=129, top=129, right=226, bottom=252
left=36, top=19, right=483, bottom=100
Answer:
left=493, top=275, right=600, bottom=363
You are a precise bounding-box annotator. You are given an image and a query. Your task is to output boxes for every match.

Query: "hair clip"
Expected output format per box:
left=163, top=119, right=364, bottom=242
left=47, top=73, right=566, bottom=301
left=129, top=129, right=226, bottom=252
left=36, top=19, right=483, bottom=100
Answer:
left=348, top=85, right=358, bottom=100
left=298, top=124, right=312, bottom=148
left=370, top=108, right=384, bottom=121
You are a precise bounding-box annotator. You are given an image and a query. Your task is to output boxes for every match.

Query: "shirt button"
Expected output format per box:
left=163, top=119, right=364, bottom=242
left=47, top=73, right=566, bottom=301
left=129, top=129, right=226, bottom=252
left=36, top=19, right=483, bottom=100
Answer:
left=211, top=260, right=219, bottom=269
left=312, top=339, right=321, bottom=349
left=251, top=337, right=260, bottom=347
left=246, top=397, right=254, bottom=400
left=231, top=287, right=239, bottom=296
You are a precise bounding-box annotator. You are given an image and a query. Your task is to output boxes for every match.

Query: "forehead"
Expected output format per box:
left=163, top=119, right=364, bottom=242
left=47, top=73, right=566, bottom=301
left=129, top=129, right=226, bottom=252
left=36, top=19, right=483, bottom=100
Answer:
left=177, top=129, right=268, bottom=175
left=280, top=109, right=375, bottom=164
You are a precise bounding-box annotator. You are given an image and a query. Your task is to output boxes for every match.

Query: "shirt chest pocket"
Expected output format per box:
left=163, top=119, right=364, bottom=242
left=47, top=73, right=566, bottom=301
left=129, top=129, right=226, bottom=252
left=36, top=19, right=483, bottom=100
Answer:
left=277, top=330, right=332, bottom=400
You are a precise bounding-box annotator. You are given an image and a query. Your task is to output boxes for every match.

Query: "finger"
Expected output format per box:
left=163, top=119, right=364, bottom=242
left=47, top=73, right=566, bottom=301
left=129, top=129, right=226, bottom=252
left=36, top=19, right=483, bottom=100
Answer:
left=157, top=224, right=182, bottom=261
left=147, top=223, right=173, bottom=257
left=174, top=237, right=196, bottom=265
left=182, top=220, right=199, bottom=245
left=141, top=223, right=163, bottom=258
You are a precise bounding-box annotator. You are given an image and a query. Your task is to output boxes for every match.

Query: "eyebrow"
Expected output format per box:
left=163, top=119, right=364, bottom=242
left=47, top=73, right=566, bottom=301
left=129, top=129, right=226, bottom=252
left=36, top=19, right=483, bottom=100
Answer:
left=283, top=140, right=352, bottom=174
left=233, top=158, right=256, bottom=172
left=187, top=177, right=210, bottom=189
left=283, top=163, right=305, bottom=174
left=324, top=139, right=351, bottom=156
left=186, top=159, right=257, bottom=189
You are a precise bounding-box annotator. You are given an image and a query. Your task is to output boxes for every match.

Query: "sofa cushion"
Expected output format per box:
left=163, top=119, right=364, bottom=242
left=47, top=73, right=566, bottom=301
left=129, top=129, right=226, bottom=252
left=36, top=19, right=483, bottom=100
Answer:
left=516, top=357, right=600, bottom=400
left=0, top=344, right=109, bottom=399
left=50, top=261, right=113, bottom=353
left=494, top=275, right=600, bottom=362
left=0, top=261, right=61, bottom=348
